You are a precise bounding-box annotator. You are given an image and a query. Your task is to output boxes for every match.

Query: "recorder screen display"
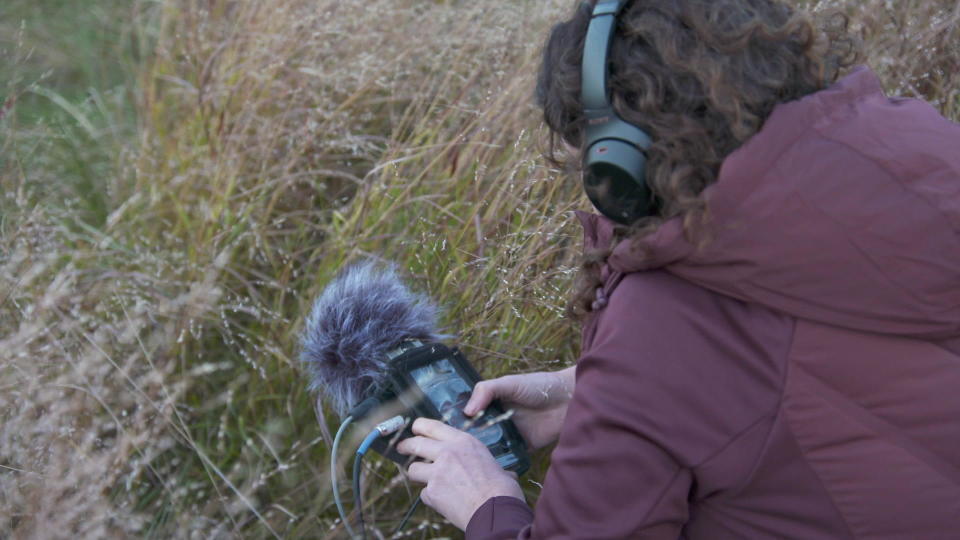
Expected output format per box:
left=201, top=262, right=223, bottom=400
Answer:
left=410, top=358, right=504, bottom=447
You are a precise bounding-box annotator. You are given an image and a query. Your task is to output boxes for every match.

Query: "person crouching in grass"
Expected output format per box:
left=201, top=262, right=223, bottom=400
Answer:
left=397, top=0, right=960, bottom=538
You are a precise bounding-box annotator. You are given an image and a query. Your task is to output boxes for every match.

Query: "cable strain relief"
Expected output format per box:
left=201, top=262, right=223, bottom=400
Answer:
left=357, top=429, right=381, bottom=456
left=347, top=396, right=381, bottom=420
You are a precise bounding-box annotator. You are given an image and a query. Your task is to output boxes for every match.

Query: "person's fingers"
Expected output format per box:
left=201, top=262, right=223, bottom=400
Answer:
left=411, top=417, right=463, bottom=441
left=465, top=376, right=523, bottom=415
left=406, top=461, right=431, bottom=484
left=396, top=435, right=444, bottom=461
left=464, top=380, right=496, bottom=416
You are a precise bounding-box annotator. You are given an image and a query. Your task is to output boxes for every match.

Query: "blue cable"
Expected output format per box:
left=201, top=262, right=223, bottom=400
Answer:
left=353, top=416, right=406, bottom=539
left=357, top=429, right=380, bottom=457
left=353, top=429, right=380, bottom=540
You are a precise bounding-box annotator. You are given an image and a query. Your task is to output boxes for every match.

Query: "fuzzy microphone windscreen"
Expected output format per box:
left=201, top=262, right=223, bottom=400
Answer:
left=300, top=261, right=444, bottom=418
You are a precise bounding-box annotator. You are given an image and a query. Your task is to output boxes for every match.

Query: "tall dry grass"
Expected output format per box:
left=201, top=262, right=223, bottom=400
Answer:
left=1, top=0, right=958, bottom=538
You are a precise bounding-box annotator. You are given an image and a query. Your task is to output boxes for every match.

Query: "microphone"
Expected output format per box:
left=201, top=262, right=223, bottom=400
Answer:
left=300, top=261, right=444, bottom=418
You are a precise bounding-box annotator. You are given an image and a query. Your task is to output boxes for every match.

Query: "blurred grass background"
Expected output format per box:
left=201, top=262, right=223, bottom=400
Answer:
left=1, top=0, right=957, bottom=538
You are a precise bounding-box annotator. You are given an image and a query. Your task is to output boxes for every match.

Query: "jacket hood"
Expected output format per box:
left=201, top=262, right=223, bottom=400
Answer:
left=579, top=66, right=960, bottom=340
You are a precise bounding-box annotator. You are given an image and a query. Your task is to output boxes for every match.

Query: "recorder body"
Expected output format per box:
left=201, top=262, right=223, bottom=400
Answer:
left=364, top=341, right=530, bottom=475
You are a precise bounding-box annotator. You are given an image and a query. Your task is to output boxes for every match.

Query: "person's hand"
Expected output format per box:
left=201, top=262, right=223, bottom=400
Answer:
left=464, top=366, right=575, bottom=450
left=396, top=418, right=524, bottom=530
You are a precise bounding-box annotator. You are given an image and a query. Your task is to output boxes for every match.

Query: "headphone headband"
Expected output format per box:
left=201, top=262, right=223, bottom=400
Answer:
left=581, top=1, right=625, bottom=113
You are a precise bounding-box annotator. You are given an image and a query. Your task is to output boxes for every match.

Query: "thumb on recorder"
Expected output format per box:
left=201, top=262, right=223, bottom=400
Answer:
left=463, top=367, right=576, bottom=451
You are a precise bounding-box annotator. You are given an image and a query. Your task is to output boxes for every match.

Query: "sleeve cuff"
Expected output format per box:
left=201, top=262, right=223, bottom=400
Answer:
left=465, top=496, right=534, bottom=540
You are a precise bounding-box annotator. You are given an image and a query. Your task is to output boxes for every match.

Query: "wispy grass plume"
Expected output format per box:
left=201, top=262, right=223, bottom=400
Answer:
left=1, top=0, right=957, bottom=537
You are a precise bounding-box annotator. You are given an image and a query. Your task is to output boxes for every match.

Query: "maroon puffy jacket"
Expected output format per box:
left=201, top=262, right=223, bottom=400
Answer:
left=467, top=66, right=960, bottom=539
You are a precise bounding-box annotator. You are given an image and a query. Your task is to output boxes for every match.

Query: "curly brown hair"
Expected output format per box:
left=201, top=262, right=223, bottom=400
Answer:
left=536, top=0, right=860, bottom=318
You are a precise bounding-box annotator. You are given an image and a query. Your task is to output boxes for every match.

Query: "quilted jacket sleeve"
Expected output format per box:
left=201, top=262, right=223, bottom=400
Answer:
left=466, top=270, right=789, bottom=539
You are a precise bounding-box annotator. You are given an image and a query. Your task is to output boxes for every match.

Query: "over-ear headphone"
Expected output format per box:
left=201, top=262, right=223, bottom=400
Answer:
left=581, top=0, right=656, bottom=225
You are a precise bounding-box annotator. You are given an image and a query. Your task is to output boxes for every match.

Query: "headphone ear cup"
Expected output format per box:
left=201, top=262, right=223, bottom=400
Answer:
left=583, top=138, right=652, bottom=224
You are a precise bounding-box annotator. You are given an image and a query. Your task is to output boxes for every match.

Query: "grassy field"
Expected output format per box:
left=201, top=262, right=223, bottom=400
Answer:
left=1, top=0, right=957, bottom=538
